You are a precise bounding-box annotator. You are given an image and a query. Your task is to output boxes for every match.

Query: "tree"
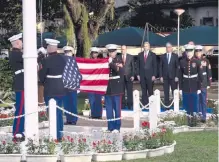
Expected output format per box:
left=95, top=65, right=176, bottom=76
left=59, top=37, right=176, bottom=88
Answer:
left=127, top=0, right=194, bottom=32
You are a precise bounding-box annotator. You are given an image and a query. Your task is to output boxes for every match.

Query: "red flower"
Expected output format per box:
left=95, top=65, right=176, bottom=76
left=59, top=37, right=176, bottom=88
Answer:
left=54, top=139, right=58, bottom=143
left=2, top=141, right=6, bottom=145
left=108, top=140, right=112, bottom=144
left=71, top=138, right=74, bottom=143
left=142, top=121, right=150, bottom=128
left=83, top=138, right=86, bottom=142
left=67, top=136, right=71, bottom=140
left=93, top=142, right=96, bottom=147
left=78, top=139, right=81, bottom=143
left=152, top=133, right=156, bottom=137
left=161, top=128, right=166, bottom=133
left=39, top=111, right=46, bottom=117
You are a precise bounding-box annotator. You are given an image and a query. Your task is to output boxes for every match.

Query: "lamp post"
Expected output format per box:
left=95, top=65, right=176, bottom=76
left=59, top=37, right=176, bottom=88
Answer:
left=23, top=0, right=39, bottom=141
left=174, top=9, right=185, bottom=56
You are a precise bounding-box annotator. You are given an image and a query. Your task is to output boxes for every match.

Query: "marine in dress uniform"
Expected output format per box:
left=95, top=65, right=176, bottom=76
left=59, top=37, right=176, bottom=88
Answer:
left=37, top=47, right=47, bottom=105
left=39, top=39, right=66, bottom=139
left=62, top=46, right=78, bottom=125
left=105, top=44, right=124, bottom=132
left=8, top=33, right=25, bottom=137
left=88, top=47, right=103, bottom=119
left=195, top=45, right=211, bottom=122
left=179, top=44, right=203, bottom=117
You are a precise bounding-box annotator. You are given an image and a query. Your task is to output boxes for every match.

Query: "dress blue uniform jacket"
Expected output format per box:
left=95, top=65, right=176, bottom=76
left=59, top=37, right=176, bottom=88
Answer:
left=9, top=48, right=24, bottom=91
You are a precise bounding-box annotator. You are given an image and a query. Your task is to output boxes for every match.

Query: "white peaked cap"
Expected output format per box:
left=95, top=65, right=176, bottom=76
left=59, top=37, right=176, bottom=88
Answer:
left=37, top=47, right=47, bottom=54
left=8, top=33, right=22, bottom=42
left=45, top=39, right=60, bottom=46
left=105, top=44, right=118, bottom=50
left=184, top=44, right=195, bottom=50
left=63, top=46, right=74, bottom=51
left=195, top=45, right=203, bottom=50
left=90, top=47, right=99, bottom=53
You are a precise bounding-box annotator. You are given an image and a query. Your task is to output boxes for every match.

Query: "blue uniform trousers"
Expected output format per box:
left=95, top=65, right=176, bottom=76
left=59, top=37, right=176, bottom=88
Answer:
left=88, top=93, right=102, bottom=118
left=63, top=91, right=78, bottom=123
left=183, top=92, right=198, bottom=115
left=105, top=95, right=122, bottom=131
left=13, top=91, right=25, bottom=136
left=198, top=89, right=207, bottom=120
left=45, top=96, right=64, bottom=139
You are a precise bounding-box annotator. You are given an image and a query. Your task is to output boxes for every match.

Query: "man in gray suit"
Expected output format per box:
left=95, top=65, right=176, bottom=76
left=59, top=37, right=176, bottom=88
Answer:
left=120, top=45, right=135, bottom=109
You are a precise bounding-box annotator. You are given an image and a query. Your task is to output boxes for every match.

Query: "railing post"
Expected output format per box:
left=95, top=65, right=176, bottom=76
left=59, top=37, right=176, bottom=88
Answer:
left=149, top=95, right=157, bottom=130
left=133, top=90, right=140, bottom=131
left=174, top=89, right=179, bottom=112
left=154, top=89, right=161, bottom=114
left=49, top=99, right=57, bottom=140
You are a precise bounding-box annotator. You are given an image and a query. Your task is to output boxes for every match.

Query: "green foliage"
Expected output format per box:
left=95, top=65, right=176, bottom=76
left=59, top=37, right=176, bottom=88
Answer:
left=63, top=5, right=75, bottom=47
left=0, top=59, right=13, bottom=92
left=81, top=5, right=91, bottom=58
left=160, top=128, right=174, bottom=146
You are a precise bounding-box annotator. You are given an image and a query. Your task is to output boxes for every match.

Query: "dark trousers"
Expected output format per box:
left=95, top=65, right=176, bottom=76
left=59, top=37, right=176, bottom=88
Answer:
left=198, top=89, right=207, bottom=120
left=183, top=92, right=198, bottom=115
left=88, top=93, right=103, bottom=118
left=163, top=79, right=177, bottom=105
left=13, top=91, right=25, bottom=136
left=140, top=77, right=153, bottom=105
left=45, top=96, right=64, bottom=139
left=63, top=91, right=78, bottom=123
left=122, top=76, right=133, bottom=109
left=105, top=95, right=122, bottom=131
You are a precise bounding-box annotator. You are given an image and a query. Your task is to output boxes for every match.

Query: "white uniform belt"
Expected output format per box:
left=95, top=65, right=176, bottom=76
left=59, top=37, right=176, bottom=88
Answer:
left=47, top=75, right=62, bottom=78
left=202, top=72, right=207, bottom=75
left=109, top=76, right=120, bottom=80
left=15, top=69, right=24, bottom=75
left=183, top=74, right=198, bottom=78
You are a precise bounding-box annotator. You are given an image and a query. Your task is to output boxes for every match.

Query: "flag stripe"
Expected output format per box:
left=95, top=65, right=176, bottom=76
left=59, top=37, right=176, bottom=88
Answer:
left=79, top=68, right=110, bottom=75
left=75, top=57, right=110, bottom=94
left=80, top=80, right=109, bottom=86
left=82, top=74, right=109, bottom=80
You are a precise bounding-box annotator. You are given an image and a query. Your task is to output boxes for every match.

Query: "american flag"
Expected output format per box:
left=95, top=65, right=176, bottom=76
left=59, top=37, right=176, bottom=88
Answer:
left=76, top=57, right=110, bottom=94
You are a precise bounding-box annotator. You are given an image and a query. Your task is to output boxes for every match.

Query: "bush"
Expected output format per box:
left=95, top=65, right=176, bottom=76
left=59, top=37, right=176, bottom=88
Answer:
left=0, top=59, right=13, bottom=92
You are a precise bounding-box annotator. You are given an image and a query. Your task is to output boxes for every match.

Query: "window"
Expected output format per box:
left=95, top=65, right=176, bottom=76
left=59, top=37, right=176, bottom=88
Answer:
left=202, top=17, right=214, bottom=26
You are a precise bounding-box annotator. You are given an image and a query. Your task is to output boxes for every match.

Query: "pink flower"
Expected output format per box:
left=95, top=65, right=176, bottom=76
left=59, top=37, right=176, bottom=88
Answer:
left=2, top=141, right=5, bottom=145
left=108, top=140, right=112, bottom=144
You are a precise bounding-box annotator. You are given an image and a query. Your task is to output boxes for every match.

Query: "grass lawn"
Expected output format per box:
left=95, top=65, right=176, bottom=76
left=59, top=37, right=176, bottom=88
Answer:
left=112, top=131, right=218, bottom=162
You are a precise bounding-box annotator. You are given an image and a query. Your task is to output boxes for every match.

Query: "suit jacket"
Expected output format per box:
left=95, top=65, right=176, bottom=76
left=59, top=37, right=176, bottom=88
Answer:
left=119, top=54, right=135, bottom=80
left=159, top=53, right=179, bottom=79
left=137, top=51, right=157, bottom=79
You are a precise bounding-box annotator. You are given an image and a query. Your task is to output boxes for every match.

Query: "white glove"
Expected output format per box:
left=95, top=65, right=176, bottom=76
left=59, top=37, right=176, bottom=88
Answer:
left=108, top=57, right=112, bottom=63
left=175, top=77, right=179, bottom=82
left=160, top=77, right=163, bottom=83
left=179, top=90, right=182, bottom=95
left=197, top=90, right=201, bottom=94
left=137, top=75, right=140, bottom=81
left=77, top=90, right=80, bottom=94
left=207, top=86, right=210, bottom=89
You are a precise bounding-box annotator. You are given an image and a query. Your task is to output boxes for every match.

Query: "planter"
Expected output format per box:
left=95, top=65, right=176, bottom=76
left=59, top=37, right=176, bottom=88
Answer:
left=0, top=126, right=12, bottom=133
left=164, top=141, right=176, bottom=154
left=188, top=127, right=204, bottom=132
left=92, top=152, right=124, bottom=161
left=64, top=154, right=92, bottom=162
left=123, top=150, right=148, bottom=160
left=0, top=154, right=21, bottom=162
left=173, top=126, right=189, bottom=134
left=26, top=155, right=57, bottom=162
left=182, top=126, right=190, bottom=132
left=82, top=110, right=90, bottom=116
left=147, top=146, right=165, bottom=158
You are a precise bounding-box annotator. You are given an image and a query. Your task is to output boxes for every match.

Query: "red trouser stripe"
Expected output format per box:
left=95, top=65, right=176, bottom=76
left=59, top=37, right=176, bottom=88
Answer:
left=14, top=91, right=24, bottom=136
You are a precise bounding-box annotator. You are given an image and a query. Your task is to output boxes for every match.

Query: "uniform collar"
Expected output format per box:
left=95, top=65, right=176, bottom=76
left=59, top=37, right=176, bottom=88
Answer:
left=48, top=52, right=58, bottom=55
left=12, top=48, right=21, bottom=51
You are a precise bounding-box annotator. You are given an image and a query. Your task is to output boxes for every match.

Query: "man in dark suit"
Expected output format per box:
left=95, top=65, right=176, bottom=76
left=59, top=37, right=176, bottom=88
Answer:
left=160, top=42, right=179, bottom=106
left=137, top=42, right=157, bottom=105
left=120, top=45, right=135, bottom=109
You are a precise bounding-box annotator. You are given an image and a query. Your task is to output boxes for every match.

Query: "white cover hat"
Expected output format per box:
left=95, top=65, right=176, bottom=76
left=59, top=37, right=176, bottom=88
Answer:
left=90, top=47, right=99, bottom=53
left=37, top=47, right=47, bottom=55
left=8, top=33, right=22, bottom=42
left=105, top=44, right=118, bottom=50
left=184, top=44, right=195, bottom=50
left=195, top=45, right=203, bottom=50
left=45, top=39, right=60, bottom=46
left=63, top=46, right=74, bottom=51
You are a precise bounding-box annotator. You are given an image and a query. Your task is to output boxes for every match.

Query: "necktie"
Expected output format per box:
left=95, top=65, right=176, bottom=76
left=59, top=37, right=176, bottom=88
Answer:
left=167, top=53, right=169, bottom=64
left=144, top=53, right=147, bottom=62
left=123, top=55, right=126, bottom=65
